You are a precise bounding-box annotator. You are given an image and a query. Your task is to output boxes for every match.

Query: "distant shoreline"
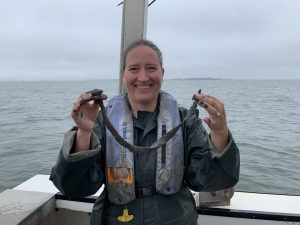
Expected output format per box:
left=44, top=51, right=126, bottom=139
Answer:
left=167, top=77, right=221, bottom=81
left=1, top=78, right=300, bottom=82
left=0, top=78, right=222, bottom=82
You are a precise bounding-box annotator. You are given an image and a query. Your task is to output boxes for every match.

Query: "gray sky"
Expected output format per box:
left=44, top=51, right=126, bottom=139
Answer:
left=0, top=0, right=299, bottom=81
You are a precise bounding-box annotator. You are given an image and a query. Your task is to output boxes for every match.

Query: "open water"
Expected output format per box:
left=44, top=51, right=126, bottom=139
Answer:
left=0, top=79, right=300, bottom=195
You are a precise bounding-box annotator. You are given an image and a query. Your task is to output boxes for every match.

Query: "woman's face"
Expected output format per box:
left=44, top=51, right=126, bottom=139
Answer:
left=123, top=45, right=164, bottom=111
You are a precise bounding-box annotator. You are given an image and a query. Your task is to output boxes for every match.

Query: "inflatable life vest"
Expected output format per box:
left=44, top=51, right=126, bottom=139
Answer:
left=105, top=91, right=184, bottom=204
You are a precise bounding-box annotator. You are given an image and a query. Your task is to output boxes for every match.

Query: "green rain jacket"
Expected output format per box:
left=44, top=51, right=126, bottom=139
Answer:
left=50, top=98, right=240, bottom=225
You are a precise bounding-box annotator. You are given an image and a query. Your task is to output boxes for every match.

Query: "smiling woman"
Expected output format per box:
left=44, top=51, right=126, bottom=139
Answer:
left=49, top=39, right=240, bottom=225
left=122, top=40, right=164, bottom=113
left=0, top=1, right=300, bottom=225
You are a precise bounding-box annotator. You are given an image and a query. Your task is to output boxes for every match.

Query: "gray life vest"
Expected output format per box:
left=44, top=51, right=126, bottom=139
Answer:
left=105, top=91, right=184, bottom=205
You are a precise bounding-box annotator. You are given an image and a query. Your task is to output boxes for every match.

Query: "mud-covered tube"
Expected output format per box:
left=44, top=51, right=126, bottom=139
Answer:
left=84, top=89, right=199, bottom=153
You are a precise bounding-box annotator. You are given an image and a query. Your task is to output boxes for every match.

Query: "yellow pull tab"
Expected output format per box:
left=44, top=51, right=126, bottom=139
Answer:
left=117, top=208, right=134, bottom=222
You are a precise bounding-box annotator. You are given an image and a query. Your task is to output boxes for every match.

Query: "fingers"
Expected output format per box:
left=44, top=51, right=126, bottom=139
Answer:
left=73, top=92, right=92, bottom=113
left=194, top=93, right=225, bottom=117
left=199, top=101, right=223, bottom=118
left=193, top=91, right=229, bottom=132
left=70, top=91, right=104, bottom=132
left=72, top=92, right=107, bottom=113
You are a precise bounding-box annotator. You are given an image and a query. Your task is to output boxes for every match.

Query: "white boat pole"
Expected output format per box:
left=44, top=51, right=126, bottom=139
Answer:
left=118, top=0, right=148, bottom=93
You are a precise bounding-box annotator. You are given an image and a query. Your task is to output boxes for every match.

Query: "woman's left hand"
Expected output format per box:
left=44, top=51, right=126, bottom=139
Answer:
left=194, top=93, right=229, bottom=151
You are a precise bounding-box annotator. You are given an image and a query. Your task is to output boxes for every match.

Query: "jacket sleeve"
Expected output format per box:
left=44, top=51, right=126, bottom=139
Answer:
left=49, top=116, right=106, bottom=197
left=180, top=108, right=240, bottom=192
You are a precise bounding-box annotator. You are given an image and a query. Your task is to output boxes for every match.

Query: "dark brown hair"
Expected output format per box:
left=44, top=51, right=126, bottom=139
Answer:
left=122, top=39, right=163, bottom=70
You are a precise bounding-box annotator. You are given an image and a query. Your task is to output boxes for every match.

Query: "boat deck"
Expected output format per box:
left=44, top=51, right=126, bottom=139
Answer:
left=1, top=174, right=299, bottom=225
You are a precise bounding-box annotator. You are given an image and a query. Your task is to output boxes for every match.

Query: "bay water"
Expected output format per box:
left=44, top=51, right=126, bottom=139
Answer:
left=0, top=79, right=300, bottom=195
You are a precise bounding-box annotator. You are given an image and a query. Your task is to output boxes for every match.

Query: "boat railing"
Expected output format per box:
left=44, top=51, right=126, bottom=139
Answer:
left=1, top=174, right=300, bottom=225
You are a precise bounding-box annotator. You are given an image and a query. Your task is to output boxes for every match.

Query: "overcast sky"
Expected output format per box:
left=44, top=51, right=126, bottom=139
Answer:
left=0, top=0, right=299, bottom=81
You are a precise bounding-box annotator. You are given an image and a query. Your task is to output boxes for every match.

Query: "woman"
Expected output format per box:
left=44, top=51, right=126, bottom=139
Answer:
left=50, top=39, right=240, bottom=225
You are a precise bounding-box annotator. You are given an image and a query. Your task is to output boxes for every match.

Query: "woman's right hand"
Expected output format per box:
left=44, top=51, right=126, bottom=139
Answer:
left=71, top=92, right=107, bottom=133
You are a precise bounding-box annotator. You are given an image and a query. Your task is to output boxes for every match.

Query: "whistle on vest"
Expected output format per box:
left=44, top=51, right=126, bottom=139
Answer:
left=118, top=208, right=134, bottom=222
